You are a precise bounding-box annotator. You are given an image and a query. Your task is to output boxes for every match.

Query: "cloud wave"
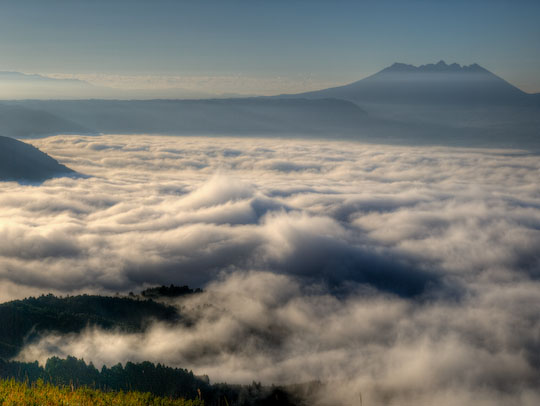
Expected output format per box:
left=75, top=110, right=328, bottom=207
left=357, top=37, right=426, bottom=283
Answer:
left=2, top=134, right=540, bottom=405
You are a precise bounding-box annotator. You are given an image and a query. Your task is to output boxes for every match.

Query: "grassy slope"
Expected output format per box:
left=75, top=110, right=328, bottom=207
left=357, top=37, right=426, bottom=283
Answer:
left=0, top=379, right=203, bottom=406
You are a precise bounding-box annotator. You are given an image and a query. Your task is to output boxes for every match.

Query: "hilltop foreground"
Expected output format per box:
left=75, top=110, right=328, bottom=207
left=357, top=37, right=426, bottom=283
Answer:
left=0, top=379, right=202, bottom=406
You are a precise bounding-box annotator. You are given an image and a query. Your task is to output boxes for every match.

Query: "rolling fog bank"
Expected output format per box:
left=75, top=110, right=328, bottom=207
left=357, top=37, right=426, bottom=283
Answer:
left=0, top=135, right=538, bottom=405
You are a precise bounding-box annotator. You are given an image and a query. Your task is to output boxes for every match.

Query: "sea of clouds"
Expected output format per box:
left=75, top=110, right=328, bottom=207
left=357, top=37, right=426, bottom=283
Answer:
left=2, top=134, right=540, bottom=405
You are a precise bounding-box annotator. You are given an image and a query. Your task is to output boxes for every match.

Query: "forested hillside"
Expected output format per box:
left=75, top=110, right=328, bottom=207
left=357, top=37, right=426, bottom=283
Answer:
left=0, top=294, right=180, bottom=359
left=0, top=290, right=310, bottom=405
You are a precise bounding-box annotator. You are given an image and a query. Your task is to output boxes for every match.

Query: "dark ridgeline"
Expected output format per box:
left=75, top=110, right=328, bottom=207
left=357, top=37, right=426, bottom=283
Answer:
left=0, top=136, right=76, bottom=183
left=0, top=294, right=180, bottom=359
left=0, top=287, right=204, bottom=361
left=0, top=98, right=368, bottom=138
left=0, top=103, right=88, bottom=138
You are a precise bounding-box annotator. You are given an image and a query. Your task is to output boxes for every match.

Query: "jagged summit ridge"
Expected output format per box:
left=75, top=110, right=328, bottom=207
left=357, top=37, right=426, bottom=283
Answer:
left=381, top=60, right=488, bottom=74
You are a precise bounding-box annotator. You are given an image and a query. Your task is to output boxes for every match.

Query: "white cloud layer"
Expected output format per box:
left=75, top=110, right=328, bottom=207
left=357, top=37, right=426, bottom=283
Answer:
left=2, top=134, right=540, bottom=405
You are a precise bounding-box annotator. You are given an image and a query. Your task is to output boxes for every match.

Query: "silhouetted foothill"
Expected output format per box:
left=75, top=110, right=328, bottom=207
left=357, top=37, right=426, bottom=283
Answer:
left=0, top=135, right=76, bottom=182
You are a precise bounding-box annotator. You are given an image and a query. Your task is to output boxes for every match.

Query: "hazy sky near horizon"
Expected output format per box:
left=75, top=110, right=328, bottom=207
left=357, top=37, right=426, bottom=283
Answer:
left=1, top=0, right=539, bottom=94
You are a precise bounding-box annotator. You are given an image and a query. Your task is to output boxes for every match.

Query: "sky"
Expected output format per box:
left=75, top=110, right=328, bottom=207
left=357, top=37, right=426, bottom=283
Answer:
left=0, top=0, right=539, bottom=95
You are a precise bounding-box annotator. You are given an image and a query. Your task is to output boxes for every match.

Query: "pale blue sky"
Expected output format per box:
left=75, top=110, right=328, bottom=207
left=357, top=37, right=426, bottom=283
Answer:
left=1, top=0, right=539, bottom=93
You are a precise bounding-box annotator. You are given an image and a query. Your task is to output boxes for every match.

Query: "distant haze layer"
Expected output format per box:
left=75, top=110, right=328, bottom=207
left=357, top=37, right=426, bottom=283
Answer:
left=1, top=134, right=538, bottom=405
left=2, top=62, right=539, bottom=150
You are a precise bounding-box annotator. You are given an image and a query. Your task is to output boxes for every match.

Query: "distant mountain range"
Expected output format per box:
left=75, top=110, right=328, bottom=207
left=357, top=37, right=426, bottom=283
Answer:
left=0, top=136, right=76, bottom=182
left=0, top=71, right=99, bottom=99
left=0, top=71, right=219, bottom=100
left=1, top=98, right=369, bottom=137
left=0, top=61, right=538, bottom=148
left=0, top=71, right=89, bottom=84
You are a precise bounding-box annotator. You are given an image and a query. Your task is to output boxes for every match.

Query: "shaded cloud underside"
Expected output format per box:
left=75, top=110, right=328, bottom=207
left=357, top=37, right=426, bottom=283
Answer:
left=1, top=135, right=539, bottom=405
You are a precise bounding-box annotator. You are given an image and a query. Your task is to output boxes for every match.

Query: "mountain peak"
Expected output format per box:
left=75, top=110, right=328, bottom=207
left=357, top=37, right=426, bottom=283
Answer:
left=381, top=61, right=489, bottom=75
left=293, top=59, right=528, bottom=106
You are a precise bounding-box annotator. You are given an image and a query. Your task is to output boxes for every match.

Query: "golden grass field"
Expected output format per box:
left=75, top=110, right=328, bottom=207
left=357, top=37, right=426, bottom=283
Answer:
left=0, top=379, right=204, bottom=406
